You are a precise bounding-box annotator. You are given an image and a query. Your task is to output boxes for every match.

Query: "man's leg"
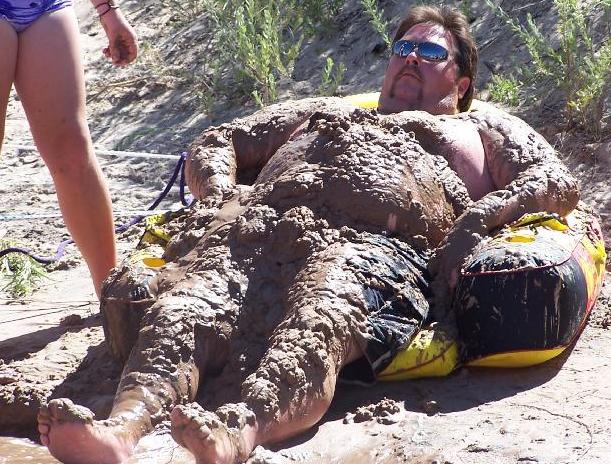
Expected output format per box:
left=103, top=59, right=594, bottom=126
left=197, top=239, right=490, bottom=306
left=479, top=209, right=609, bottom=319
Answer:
left=171, top=242, right=369, bottom=464
left=37, top=294, right=200, bottom=463
left=38, top=251, right=243, bottom=464
left=14, top=7, right=115, bottom=297
left=0, top=20, right=17, bottom=153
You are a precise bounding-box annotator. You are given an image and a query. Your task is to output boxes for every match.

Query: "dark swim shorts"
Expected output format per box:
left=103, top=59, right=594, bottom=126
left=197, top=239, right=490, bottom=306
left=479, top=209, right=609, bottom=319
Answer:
left=339, top=235, right=432, bottom=385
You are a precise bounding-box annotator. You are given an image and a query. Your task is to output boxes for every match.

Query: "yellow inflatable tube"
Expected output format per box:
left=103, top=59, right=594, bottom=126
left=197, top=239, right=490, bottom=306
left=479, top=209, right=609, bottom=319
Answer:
left=378, top=210, right=605, bottom=380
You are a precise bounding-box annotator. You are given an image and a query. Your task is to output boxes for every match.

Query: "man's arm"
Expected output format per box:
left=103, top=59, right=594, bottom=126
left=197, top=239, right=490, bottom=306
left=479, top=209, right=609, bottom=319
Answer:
left=429, top=107, right=579, bottom=312
left=185, top=97, right=354, bottom=204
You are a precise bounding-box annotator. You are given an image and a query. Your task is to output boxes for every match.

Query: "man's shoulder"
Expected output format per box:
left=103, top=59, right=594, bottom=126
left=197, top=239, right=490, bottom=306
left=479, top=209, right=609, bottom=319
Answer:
left=342, top=92, right=502, bottom=113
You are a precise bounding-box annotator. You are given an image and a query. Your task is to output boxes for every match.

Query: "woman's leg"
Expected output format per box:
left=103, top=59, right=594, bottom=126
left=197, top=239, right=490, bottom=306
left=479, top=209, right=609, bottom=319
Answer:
left=0, top=20, right=18, bottom=152
left=14, top=7, right=116, bottom=297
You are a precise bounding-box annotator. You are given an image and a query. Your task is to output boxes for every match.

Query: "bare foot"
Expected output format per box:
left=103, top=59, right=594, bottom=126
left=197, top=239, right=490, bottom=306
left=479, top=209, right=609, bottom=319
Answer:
left=171, top=403, right=256, bottom=464
left=38, top=398, right=137, bottom=464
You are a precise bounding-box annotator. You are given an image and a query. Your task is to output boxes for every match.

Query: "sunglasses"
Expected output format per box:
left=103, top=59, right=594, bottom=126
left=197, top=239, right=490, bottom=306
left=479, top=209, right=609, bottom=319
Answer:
left=391, top=40, right=449, bottom=62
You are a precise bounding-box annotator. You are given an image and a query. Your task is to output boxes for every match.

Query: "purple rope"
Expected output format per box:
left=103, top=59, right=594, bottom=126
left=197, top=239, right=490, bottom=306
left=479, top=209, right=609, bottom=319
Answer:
left=1, top=152, right=191, bottom=264
left=0, top=239, right=73, bottom=264
left=147, top=151, right=185, bottom=211
left=179, top=151, right=194, bottom=207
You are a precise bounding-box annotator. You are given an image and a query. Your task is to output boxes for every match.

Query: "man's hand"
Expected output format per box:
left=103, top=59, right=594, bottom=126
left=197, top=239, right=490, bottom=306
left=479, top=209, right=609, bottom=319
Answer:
left=100, top=9, right=138, bottom=66
left=427, top=197, right=493, bottom=314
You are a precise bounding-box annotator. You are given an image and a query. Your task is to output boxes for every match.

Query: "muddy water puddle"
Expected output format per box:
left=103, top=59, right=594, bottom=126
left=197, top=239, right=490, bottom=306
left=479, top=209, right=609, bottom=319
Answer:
left=0, top=437, right=57, bottom=463
left=0, top=433, right=194, bottom=463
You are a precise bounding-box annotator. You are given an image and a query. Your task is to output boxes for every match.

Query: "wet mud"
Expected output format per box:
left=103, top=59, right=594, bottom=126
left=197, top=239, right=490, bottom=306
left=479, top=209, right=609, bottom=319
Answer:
left=102, top=100, right=479, bottom=430
left=1, top=99, right=583, bottom=462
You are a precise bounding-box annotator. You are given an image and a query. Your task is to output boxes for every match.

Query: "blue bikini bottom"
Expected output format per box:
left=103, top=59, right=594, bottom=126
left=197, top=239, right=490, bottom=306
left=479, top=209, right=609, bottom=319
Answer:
left=0, top=0, right=72, bottom=32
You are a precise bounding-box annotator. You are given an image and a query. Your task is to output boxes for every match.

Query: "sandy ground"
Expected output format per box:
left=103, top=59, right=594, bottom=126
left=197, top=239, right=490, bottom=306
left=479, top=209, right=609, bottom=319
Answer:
left=1, top=262, right=610, bottom=463
left=1, top=0, right=610, bottom=462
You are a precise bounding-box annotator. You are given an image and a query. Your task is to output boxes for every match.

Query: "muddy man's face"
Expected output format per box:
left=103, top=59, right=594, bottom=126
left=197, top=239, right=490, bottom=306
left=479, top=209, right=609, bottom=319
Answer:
left=378, top=22, right=470, bottom=115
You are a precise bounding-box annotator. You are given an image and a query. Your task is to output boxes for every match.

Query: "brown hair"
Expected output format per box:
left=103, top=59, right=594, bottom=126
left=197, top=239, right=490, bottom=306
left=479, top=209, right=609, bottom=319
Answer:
left=393, top=5, right=478, bottom=112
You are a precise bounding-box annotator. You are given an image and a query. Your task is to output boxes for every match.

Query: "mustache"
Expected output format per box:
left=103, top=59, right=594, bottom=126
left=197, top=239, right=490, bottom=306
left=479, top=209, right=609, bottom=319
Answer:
left=389, top=66, right=422, bottom=98
left=394, top=66, right=422, bottom=82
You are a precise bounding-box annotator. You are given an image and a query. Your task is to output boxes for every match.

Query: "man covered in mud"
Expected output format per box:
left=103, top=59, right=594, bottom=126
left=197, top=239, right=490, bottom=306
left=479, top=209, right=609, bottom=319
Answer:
left=37, top=5, right=578, bottom=464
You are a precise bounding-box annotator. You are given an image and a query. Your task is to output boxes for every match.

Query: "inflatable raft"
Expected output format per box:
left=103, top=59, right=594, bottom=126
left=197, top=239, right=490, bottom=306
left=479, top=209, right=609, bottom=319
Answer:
left=342, top=92, right=607, bottom=379
left=378, top=208, right=606, bottom=380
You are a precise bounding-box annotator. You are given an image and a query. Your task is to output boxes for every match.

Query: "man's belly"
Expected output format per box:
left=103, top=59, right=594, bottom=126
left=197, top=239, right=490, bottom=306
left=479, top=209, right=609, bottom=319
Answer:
left=253, top=114, right=472, bottom=249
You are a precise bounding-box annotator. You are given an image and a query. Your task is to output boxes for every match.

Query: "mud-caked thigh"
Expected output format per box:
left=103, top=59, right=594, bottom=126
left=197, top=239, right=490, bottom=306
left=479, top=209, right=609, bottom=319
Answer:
left=275, top=233, right=432, bottom=386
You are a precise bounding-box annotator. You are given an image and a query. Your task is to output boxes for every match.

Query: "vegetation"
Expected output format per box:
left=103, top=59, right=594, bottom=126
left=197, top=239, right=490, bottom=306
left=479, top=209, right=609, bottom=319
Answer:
left=360, top=0, right=391, bottom=46
left=459, top=0, right=476, bottom=23
left=157, top=0, right=420, bottom=107
left=484, top=0, right=610, bottom=137
left=160, top=0, right=208, bottom=24
left=488, top=74, right=521, bottom=106
left=196, top=0, right=343, bottom=106
left=0, top=242, right=47, bottom=298
left=127, top=0, right=608, bottom=128
left=318, top=57, right=346, bottom=96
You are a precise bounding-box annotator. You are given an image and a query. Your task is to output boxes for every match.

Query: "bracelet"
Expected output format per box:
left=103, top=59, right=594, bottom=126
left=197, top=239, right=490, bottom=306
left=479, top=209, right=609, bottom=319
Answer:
left=95, top=1, right=119, bottom=18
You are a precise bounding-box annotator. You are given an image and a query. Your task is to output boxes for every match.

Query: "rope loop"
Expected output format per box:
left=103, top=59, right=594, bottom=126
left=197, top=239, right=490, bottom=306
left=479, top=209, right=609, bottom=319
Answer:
left=1, top=151, right=194, bottom=264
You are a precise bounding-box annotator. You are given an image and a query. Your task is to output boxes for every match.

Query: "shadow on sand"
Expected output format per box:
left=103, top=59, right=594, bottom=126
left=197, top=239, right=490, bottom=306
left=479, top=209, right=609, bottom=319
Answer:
left=277, top=344, right=574, bottom=449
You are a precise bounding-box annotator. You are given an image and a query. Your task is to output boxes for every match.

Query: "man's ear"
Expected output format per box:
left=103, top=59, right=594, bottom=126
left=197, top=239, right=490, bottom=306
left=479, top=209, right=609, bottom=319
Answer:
left=457, top=76, right=470, bottom=99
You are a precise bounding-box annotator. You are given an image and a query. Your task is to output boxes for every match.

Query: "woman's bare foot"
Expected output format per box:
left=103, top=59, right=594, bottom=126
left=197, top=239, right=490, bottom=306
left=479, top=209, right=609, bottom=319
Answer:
left=170, top=403, right=257, bottom=464
left=38, top=398, right=137, bottom=464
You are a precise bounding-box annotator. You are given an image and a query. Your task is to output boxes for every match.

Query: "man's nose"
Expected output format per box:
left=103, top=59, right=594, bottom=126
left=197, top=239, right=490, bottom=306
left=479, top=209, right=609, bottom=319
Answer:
left=404, top=50, right=419, bottom=66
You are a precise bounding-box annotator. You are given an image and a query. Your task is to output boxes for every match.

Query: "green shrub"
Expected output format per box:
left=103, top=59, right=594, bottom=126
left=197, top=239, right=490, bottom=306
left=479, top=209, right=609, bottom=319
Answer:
left=161, top=0, right=208, bottom=24
left=485, top=0, right=610, bottom=137
left=200, top=0, right=343, bottom=106
left=488, top=74, right=521, bottom=106
left=360, top=0, right=391, bottom=46
left=0, top=242, right=47, bottom=298
left=319, top=57, right=346, bottom=96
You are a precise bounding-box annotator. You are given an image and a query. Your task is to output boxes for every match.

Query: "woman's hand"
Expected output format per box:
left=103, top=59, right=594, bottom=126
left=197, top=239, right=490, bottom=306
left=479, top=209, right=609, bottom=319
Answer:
left=99, top=8, right=138, bottom=66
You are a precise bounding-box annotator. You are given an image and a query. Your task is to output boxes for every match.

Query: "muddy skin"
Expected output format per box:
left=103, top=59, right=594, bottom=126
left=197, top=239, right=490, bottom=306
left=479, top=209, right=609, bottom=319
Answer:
left=37, top=98, right=578, bottom=464
left=427, top=107, right=579, bottom=315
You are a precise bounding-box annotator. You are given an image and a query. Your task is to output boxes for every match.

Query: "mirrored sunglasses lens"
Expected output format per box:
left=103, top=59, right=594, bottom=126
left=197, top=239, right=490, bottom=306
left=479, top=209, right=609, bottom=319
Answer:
left=393, top=40, right=416, bottom=57
left=418, top=42, right=448, bottom=60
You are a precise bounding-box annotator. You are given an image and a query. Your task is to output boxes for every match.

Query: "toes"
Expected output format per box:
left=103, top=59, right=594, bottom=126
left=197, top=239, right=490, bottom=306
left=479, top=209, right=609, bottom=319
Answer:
left=171, top=405, right=193, bottom=428
left=171, top=405, right=187, bottom=422
left=38, top=406, right=50, bottom=424
left=170, top=406, right=191, bottom=446
left=38, top=404, right=51, bottom=446
left=170, top=406, right=247, bottom=464
left=171, top=404, right=206, bottom=426
left=47, top=398, right=95, bottom=424
left=47, top=398, right=72, bottom=419
left=38, top=422, right=50, bottom=435
left=171, top=405, right=216, bottom=445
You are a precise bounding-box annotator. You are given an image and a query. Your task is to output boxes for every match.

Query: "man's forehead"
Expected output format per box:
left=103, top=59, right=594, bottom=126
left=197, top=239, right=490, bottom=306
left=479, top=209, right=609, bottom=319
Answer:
left=401, top=22, right=455, bottom=48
